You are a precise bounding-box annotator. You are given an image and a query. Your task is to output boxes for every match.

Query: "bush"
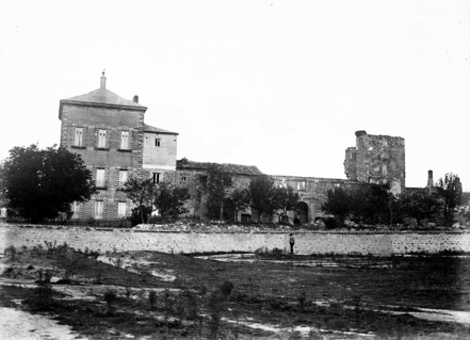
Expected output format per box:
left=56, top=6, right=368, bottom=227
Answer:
left=5, top=245, right=17, bottom=260
left=324, top=217, right=338, bottom=229
left=103, top=290, right=117, bottom=315
left=220, top=281, right=234, bottom=298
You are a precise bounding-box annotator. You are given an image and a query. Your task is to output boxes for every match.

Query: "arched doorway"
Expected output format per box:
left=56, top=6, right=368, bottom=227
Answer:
left=295, top=202, right=309, bottom=225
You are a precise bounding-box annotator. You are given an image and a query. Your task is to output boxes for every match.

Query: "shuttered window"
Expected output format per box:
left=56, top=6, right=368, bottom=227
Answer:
left=98, top=129, right=107, bottom=148
left=74, top=128, right=84, bottom=146
left=121, top=131, right=129, bottom=149
left=96, top=168, right=105, bottom=188
left=118, top=170, right=128, bottom=188
left=95, top=200, right=104, bottom=219
left=117, top=202, right=127, bottom=217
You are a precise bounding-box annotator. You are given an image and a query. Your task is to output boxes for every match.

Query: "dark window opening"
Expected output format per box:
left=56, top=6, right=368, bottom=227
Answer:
left=155, top=138, right=161, bottom=147
left=153, top=173, right=160, bottom=184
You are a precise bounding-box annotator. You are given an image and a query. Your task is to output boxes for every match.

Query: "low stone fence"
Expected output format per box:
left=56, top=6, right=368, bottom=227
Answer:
left=1, top=225, right=470, bottom=256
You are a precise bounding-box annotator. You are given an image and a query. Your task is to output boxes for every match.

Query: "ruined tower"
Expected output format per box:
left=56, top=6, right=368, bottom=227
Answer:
left=344, top=130, right=405, bottom=193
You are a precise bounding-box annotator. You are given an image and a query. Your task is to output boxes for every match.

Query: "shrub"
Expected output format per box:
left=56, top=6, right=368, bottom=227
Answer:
left=220, top=280, right=234, bottom=298
left=270, top=247, right=284, bottom=254
left=208, top=290, right=224, bottom=338
left=44, top=240, right=57, bottom=257
left=93, top=269, right=103, bottom=284
left=298, top=291, right=307, bottom=312
left=148, top=291, right=157, bottom=310
left=57, top=253, right=86, bottom=283
left=103, top=290, right=117, bottom=315
left=5, top=245, right=17, bottom=260
left=183, top=290, right=199, bottom=320
left=324, top=217, right=338, bottom=229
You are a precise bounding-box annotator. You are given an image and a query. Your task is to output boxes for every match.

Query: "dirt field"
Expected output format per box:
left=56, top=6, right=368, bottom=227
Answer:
left=0, top=245, right=469, bottom=339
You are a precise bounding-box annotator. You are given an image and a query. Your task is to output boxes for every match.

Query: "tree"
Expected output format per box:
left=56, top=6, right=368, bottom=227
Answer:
left=123, top=176, right=158, bottom=224
left=435, top=173, right=462, bottom=225
left=348, top=184, right=372, bottom=224
left=154, top=181, right=190, bottom=220
left=384, top=192, right=406, bottom=227
left=348, top=183, right=391, bottom=225
left=205, top=163, right=232, bottom=220
left=401, top=190, right=441, bottom=226
left=271, top=186, right=299, bottom=223
left=227, top=187, right=251, bottom=222
left=1, top=144, right=95, bottom=223
left=248, top=175, right=275, bottom=223
left=321, top=187, right=351, bottom=225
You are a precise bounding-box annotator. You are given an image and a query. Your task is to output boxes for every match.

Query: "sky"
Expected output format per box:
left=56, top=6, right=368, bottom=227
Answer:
left=0, top=0, right=469, bottom=190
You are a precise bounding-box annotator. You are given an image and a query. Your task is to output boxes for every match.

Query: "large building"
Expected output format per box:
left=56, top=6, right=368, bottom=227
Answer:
left=59, top=74, right=406, bottom=223
left=59, top=72, right=177, bottom=220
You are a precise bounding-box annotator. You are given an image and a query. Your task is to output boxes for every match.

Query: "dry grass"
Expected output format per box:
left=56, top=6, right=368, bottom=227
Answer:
left=1, top=247, right=469, bottom=339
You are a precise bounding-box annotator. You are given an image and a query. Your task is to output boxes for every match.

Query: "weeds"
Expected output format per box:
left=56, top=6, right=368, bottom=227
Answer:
left=44, top=240, right=57, bottom=257
left=298, top=290, right=307, bottom=312
left=5, top=245, right=17, bottom=260
left=57, top=253, right=86, bottom=283
left=208, top=281, right=235, bottom=338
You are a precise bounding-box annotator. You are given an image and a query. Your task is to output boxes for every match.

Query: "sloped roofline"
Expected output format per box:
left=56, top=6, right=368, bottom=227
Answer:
left=143, top=123, right=178, bottom=135
left=177, top=159, right=263, bottom=176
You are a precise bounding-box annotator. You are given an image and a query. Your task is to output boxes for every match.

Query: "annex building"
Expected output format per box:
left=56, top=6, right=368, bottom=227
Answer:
left=59, top=74, right=406, bottom=223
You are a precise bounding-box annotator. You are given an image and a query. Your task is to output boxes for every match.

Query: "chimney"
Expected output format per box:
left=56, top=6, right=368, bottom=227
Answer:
left=427, top=170, right=434, bottom=188
left=133, top=95, right=139, bottom=103
left=355, top=130, right=367, bottom=137
left=100, top=70, right=106, bottom=89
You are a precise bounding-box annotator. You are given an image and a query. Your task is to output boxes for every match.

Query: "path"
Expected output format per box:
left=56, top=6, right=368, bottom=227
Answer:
left=0, top=307, right=88, bottom=340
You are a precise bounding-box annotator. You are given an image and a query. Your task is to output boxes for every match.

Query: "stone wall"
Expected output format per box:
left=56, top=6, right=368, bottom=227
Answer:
left=2, top=226, right=470, bottom=256
left=344, top=130, right=406, bottom=193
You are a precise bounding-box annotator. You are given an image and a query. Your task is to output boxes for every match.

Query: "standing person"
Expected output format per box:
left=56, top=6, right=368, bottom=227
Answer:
left=289, top=233, right=295, bottom=254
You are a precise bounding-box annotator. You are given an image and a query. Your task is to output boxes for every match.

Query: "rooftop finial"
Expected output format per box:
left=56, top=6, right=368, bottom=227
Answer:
left=100, top=69, right=106, bottom=89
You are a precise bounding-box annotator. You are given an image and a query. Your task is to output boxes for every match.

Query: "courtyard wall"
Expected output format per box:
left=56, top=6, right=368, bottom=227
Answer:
left=1, top=225, right=470, bottom=256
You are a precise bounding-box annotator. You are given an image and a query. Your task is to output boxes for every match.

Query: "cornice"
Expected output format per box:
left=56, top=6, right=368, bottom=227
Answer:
left=59, top=100, right=147, bottom=120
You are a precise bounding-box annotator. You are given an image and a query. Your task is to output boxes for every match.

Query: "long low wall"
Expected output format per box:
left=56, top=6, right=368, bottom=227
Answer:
left=1, top=226, right=470, bottom=256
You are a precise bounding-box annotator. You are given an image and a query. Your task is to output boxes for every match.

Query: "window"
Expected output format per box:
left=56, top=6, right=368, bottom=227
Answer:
left=152, top=172, right=160, bottom=184
left=74, top=128, right=84, bottom=147
left=71, top=201, right=80, bottom=219
left=118, top=170, right=128, bottom=188
left=155, top=138, right=161, bottom=147
left=117, top=202, right=127, bottom=217
left=95, top=200, right=104, bottom=219
left=120, top=131, right=129, bottom=150
left=297, top=181, right=306, bottom=190
left=96, top=168, right=105, bottom=188
left=97, top=129, right=107, bottom=148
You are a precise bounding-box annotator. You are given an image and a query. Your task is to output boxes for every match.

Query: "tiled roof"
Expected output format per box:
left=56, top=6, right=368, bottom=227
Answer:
left=62, top=88, right=145, bottom=108
left=177, top=159, right=263, bottom=176
left=143, top=124, right=178, bottom=135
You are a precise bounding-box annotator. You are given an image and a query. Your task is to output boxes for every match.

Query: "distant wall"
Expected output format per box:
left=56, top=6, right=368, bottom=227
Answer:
left=1, top=225, right=470, bottom=256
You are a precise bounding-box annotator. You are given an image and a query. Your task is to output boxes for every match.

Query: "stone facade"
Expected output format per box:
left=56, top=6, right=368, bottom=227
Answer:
left=176, top=160, right=262, bottom=220
left=58, top=75, right=407, bottom=223
left=272, top=176, right=357, bottom=223
left=344, top=130, right=406, bottom=194
left=142, top=124, right=178, bottom=185
left=59, top=73, right=177, bottom=220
